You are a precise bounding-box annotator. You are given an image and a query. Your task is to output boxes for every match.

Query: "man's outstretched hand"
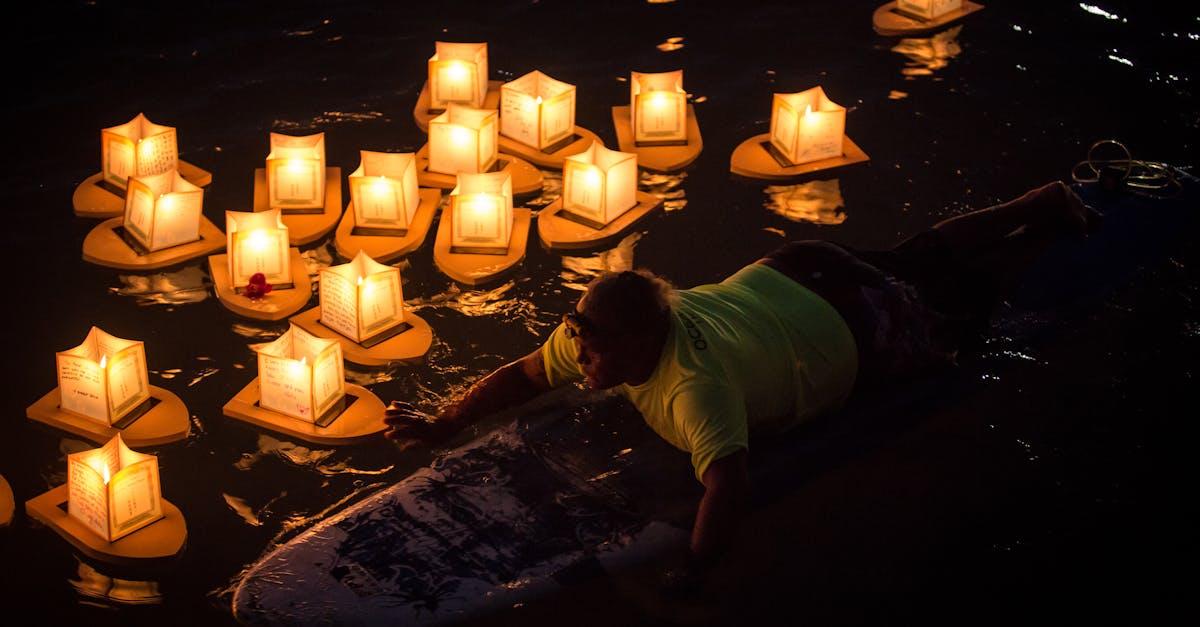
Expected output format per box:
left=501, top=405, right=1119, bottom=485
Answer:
left=383, top=401, right=457, bottom=449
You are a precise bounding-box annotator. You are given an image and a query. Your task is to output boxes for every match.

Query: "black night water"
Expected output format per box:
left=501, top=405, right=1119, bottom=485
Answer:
left=2, top=0, right=1197, bottom=624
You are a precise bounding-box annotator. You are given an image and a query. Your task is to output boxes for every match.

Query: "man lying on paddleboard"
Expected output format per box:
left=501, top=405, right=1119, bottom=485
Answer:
left=383, top=181, right=1098, bottom=594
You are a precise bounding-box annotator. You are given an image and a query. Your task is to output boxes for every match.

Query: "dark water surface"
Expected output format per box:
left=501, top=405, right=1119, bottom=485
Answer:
left=2, top=0, right=1197, bottom=624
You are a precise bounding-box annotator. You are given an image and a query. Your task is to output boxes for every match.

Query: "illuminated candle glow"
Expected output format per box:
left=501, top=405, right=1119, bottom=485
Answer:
left=449, top=171, right=513, bottom=254
left=500, top=70, right=577, bottom=150
left=320, top=251, right=406, bottom=344
left=226, top=209, right=291, bottom=289
left=254, top=324, right=345, bottom=423
left=101, top=113, right=178, bottom=189
left=428, top=41, right=489, bottom=109
left=55, top=327, right=151, bottom=427
left=348, top=151, right=420, bottom=233
left=67, top=434, right=163, bottom=543
left=266, top=132, right=326, bottom=211
left=630, top=70, right=688, bottom=145
left=428, top=105, right=499, bottom=176
left=123, top=170, right=204, bottom=252
left=561, top=143, right=638, bottom=228
left=769, top=86, right=846, bottom=166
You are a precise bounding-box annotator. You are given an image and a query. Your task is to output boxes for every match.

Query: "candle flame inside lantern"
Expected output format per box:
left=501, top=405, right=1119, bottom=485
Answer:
left=247, top=229, right=270, bottom=252
left=99, top=355, right=107, bottom=369
left=287, top=159, right=306, bottom=174
left=101, top=463, right=111, bottom=485
left=584, top=168, right=602, bottom=188
left=805, top=104, right=813, bottom=117
left=649, top=91, right=672, bottom=110
left=450, top=126, right=472, bottom=146
left=446, top=61, right=469, bottom=81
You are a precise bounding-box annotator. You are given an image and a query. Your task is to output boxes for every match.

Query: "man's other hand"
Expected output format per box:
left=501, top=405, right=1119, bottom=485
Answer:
left=383, top=401, right=455, bottom=448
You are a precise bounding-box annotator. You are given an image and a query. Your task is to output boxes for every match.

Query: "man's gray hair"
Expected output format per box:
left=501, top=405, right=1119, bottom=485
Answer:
left=582, top=269, right=676, bottom=337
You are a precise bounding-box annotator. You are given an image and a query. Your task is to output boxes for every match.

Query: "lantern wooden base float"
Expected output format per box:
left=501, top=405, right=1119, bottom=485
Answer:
left=537, top=192, right=663, bottom=252
left=434, top=207, right=531, bottom=286
left=25, top=385, right=190, bottom=447
left=497, top=126, right=603, bottom=170
left=611, top=105, right=703, bottom=173
left=82, top=215, right=225, bottom=271
left=1, top=474, right=13, bottom=527
left=872, top=1, right=984, bottom=36
left=25, top=485, right=186, bottom=566
left=730, top=133, right=871, bottom=180
left=333, top=188, right=441, bottom=264
left=414, top=144, right=544, bottom=197
left=222, top=380, right=386, bottom=446
left=288, top=307, right=433, bottom=367
left=413, top=79, right=504, bottom=133
left=252, top=167, right=343, bottom=246
left=72, top=160, right=212, bottom=219
left=208, top=248, right=311, bottom=321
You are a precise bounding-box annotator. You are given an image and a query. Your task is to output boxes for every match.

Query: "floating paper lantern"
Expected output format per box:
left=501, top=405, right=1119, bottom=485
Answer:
left=101, top=113, right=178, bottom=190
left=428, top=105, right=499, bottom=176
left=769, top=87, right=846, bottom=166
left=319, top=251, right=405, bottom=344
left=561, top=143, right=638, bottom=228
left=428, top=41, right=489, bottom=110
left=500, top=71, right=576, bottom=151
left=348, top=151, right=420, bottom=235
left=266, top=132, right=326, bottom=211
left=630, top=70, right=688, bottom=146
left=450, top=171, right=513, bottom=254
left=226, top=209, right=291, bottom=290
left=122, top=170, right=204, bottom=252
left=895, top=0, right=963, bottom=20
left=67, top=434, right=163, bottom=542
left=56, top=327, right=150, bottom=426
left=254, top=324, right=345, bottom=423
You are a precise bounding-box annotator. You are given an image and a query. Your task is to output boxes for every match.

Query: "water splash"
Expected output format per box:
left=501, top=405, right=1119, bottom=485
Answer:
left=110, top=266, right=210, bottom=306
left=892, top=26, right=963, bottom=77
left=560, top=233, right=640, bottom=292
left=764, top=179, right=847, bottom=225
left=640, top=171, right=687, bottom=212
left=235, top=434, right=394, bottom=477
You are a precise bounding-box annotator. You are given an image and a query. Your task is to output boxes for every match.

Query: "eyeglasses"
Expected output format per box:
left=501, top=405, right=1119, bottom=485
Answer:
left=562, top=311, right=594, bottom=340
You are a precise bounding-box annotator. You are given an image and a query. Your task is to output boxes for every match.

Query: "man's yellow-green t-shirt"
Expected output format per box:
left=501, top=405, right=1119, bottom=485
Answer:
left=541, top=263, right=859, bottom=482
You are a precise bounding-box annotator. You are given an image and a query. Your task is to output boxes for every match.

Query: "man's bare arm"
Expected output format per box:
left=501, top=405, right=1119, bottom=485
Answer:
left=385, top=349, right=553, bottom=443
left=690, top=449, right=750, bottom=567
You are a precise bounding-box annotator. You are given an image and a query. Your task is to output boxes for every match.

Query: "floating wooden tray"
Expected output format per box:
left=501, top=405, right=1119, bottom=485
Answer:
left=412, top=79, right=504, bottom=133
left=414, top=144, right=544, bottom=196
left=729, top=133, right=871, bottom=180
left=25, top=385, right=190, bottom=448
left=333, top=188, right=441, bottom=263
left=872, top=1, right=984, bottom=36
left=498, top=126, right=603, bottom=169
left=222, top=380, right=387, bottom=445
left=72, top=160, right=212, bottom=219
left=1, top=474, right=13, bottom=527
left=537, top=192, right=663, bottom=252
left=252, top=167, right=343, bottom=246
left=434, top=207, right=531, bottom=286
left=611, top=104, right=704, bottom=173
left=289, top=307, right=433, bottom=367
left=208, top=248, right=312, bottom=321
left=26, top=485, right=187, bottom=565
left=82, top=215, right=225, bottom=271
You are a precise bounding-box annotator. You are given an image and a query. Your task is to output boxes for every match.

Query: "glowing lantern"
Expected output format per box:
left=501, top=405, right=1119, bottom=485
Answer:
left=55, top=327, right=150, bottom=427
left=896, top=0, right=963, bottom=20
left=449, top=171, right=513, bottom=254
left=500, top=71, right=576, bottom=151
left=427, top=41, right=489, bottom=109
left=266, top=132, right=326, bottom=211
left=561, top=143, right=638, bottom=228
left=122, top=170, right=204, bottom=252
left=348, top=151, right=420, bottom=234
left=67, top=434, right=163, bottom=542
left=429, top=105, right=499, bottom=176
left=101, top=113, right=178, bottom=190
left=630, top=70, right=688, bottom=145
left=226, top=209, right=291, bottom=290
left=769, top=87, right=846, bottom=166
left=254, top=324, right=345, bottom=423
left=319, top=251, right=405, bottom=344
